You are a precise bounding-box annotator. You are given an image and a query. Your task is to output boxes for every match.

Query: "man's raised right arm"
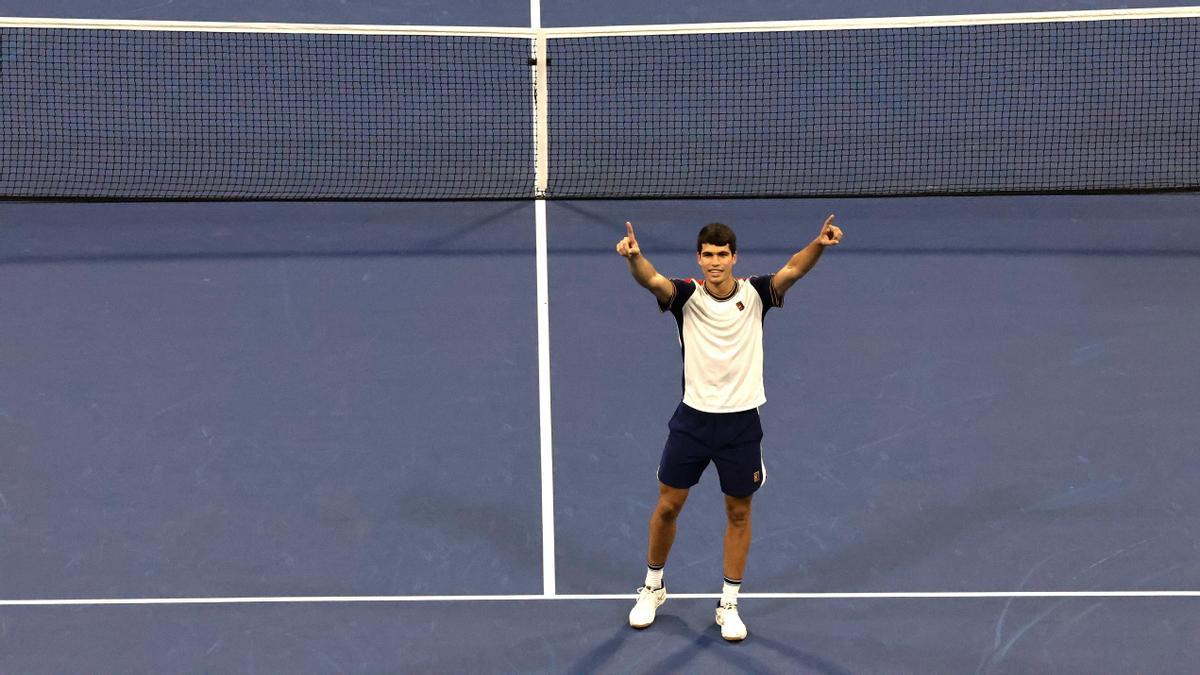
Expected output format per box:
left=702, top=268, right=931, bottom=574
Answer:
left=616, top=221, right=674, bottom=306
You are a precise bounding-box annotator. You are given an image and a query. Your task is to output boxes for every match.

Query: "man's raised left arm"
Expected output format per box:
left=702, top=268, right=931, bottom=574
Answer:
left=771, top=214, right=844, bottom=298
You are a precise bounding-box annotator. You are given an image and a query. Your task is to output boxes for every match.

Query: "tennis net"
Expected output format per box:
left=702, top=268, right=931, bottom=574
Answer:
left=1, top=9, right=1198, bottom=200
left=0, top=23, right=535, bottom=200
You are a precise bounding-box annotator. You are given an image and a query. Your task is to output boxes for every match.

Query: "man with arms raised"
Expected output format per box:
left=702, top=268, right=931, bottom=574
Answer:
left=617, top=215, right=843, bottom=641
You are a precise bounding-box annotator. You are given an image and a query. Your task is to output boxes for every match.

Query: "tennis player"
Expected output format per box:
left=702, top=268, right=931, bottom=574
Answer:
left=617, top=215, right=843, bottom=641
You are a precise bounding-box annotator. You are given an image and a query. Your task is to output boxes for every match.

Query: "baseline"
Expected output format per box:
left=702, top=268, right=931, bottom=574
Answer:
left=3, top=591, right=1199, bottom=606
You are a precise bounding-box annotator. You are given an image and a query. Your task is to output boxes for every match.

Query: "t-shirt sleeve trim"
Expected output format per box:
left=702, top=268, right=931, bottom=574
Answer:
left=750, top=274, right=783, bottom=309
left=660, top=278, right=696, bottom=313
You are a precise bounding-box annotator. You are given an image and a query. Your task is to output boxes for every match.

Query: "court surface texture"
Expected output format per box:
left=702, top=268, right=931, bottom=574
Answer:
left=3, top=0, right=1200, bottom=672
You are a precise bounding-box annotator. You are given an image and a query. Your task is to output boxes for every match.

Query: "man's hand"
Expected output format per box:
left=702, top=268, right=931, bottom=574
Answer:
left=817, top=214, right=844, bottom=247
left=617, top=220, right=674, bottom=305
left=616, top=221, right=642, bottom=258
left=771, top=213, right=844, bottom=298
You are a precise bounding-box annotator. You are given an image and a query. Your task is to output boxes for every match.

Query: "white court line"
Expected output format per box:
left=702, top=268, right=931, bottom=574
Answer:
left=534, top=154, right=555, bottom=597
left=3, top=591, right=1200, bottom=606
left=531, top=0, right=556, bottom=598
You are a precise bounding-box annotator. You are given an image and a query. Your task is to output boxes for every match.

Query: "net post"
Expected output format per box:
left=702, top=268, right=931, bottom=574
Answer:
left=533, top=30, right=549, bottom=197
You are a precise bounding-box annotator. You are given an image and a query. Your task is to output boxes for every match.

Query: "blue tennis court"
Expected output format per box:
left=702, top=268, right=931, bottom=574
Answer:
left=3, top=0, right=1200, bottom=672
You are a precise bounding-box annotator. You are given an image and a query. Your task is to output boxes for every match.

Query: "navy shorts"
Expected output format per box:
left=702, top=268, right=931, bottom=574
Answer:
left=658, top=402, right=766, bottom=497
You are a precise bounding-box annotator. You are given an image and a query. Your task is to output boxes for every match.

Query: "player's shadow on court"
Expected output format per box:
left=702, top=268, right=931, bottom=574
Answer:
left=566, top=620, right=644, bottom=671
left=567, top=614, right=710, bottom=672
left=749, top=634, right=855, bottom=675
left=640, top=616, right=848, bottom=674
left=570, top=613, right=853, bottom=674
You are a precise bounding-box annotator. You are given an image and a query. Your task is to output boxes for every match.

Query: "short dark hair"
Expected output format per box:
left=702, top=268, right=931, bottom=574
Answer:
left=697, top=222, right=737, bottom=253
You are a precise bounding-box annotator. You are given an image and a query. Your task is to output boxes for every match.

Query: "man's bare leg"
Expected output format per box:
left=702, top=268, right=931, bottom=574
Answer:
left=722, top=494, right=753, bottom=580
left=629, top=483, right=690, bottom=628
left=715, top=493, right=754, bottom=640
left=647, top=482, right=690, bottom=567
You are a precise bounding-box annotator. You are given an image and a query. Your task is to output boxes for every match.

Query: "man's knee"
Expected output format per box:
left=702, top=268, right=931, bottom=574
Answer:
left=724, top=496, right=752, bottom=526
left=654, top=484, right=689, bottom=521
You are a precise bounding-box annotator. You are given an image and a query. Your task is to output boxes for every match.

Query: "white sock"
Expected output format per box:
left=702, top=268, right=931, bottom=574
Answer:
left=721, top=577, right=741, bottom=606
left=645, top=564, right=665, bottom=590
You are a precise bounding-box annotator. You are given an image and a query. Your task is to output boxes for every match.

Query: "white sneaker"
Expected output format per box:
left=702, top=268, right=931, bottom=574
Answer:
left=628, top=586, right=667, bottom=628
left=715, top=602, right=747, bottom=641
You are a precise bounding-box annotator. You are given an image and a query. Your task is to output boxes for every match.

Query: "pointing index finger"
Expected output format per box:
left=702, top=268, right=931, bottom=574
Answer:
left=625, top=221, right=636, bottom=241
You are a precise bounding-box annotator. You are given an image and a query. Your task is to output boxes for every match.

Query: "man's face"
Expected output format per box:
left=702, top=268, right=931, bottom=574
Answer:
left=697, top=243, right=737, bottom=285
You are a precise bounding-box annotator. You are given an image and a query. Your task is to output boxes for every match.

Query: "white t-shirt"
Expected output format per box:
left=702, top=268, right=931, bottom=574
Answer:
left=659, top=275, right=782, bottom=413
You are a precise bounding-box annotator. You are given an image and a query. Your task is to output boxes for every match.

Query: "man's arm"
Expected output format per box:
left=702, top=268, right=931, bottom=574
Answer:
left=771, top=214, right=844, bottom=298
left=617, top=221, right=674, bottom=306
